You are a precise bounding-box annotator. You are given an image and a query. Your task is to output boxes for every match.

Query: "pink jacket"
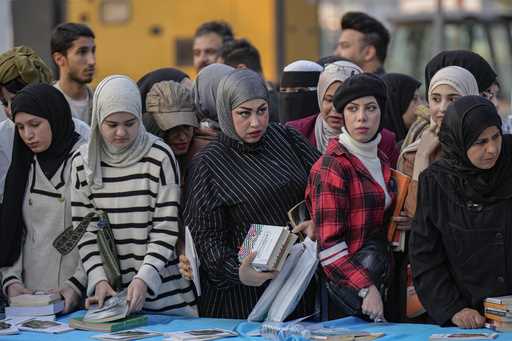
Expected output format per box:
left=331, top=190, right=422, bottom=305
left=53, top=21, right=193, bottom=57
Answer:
left=286, top=113, right=399, bottom=168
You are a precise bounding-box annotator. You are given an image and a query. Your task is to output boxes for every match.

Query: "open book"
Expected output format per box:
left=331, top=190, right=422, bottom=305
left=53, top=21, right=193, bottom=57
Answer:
left=387, top=169, right=411, bottom=252
left=83, top=290, right=129, bottom=323
left=238, top=224, right=297, bottom=272
left=248, top=237, right=318, bottom=322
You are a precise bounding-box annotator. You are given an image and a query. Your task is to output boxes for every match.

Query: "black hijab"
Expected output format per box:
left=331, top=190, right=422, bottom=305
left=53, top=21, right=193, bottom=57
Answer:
left=382, top=73, right=421, bottom=142
left=0, top=83, right=79, bottom=267
left=424, top=50, right=497, bottom=98
left=137, top=67, right=189, bottom=113
left=430, top=95, right=512, bottom=205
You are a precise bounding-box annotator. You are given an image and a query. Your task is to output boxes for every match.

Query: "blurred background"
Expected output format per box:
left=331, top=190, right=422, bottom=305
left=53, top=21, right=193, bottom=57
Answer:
left=2, top=0, right=512, bottom=108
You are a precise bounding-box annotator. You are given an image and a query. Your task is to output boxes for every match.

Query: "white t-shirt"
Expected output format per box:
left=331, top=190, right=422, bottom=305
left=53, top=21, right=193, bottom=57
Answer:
left=54, top=82, right=91, bottom=125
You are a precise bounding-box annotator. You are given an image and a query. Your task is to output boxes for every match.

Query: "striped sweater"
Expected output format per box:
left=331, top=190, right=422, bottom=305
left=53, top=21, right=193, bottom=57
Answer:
left=71, top=140, right=197, bottom=316
left=184, top=123, right=321, bottom=318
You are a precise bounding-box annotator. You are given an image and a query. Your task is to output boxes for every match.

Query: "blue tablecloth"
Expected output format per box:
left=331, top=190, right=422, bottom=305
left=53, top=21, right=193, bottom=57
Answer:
left=2, top=311, right=512, bottom=340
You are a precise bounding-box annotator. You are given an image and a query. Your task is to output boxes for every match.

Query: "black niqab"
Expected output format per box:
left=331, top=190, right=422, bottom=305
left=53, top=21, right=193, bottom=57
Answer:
left=382, top=73, right=421, bottom=142
left=0, top=83, right=79, bottom=266
left=430, top=95, right=512, bottom=205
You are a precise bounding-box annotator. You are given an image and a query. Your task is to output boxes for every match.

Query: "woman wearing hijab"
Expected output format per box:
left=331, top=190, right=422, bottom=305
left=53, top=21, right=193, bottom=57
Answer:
left=286, top=61, right=399, bottom=166
left=398, top=66, right=479, bottom=217
left=0, top=84, right=89, bottom=313
left=71, top=75, right=197, bottom=316
left=184, top=69, right=320, bottom=319
left=381, top=73, right=422, bottom=144
left=187, top=63, right=234, bottom=160
left=410, top=96, right=512, bottom=328
left=424, top=50, right=499, bottom=105
left=306, top=73, right=395, bottom=321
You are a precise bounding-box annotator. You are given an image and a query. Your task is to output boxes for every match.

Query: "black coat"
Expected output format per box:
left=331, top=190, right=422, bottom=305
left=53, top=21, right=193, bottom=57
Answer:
left=409, top=167, right=512, bottom=325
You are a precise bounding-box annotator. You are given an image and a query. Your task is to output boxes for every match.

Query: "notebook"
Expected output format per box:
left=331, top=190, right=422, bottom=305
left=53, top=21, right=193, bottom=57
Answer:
left=238, top=224, right=297, bottom=272
left=387, top=169, right=411, bottom=252
left=9, top=292, right=61, bottom=307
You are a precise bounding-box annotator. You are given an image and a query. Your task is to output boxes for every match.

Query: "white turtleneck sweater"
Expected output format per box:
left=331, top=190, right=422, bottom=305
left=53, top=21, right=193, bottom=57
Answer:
left=339, top=128, right=392, bottom=208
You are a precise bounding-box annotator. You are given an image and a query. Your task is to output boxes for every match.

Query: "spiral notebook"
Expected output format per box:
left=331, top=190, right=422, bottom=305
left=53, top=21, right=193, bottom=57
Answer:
left=238, top=224, right=297, bottom=272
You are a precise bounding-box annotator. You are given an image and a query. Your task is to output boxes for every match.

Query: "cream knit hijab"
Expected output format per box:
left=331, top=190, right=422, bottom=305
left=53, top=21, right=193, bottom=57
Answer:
left=80, top=75, right=158, bottom=189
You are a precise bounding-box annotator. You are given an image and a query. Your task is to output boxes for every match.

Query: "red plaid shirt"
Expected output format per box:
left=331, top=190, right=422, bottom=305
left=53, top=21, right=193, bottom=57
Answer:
left=306, top=138, right=395, bottom=290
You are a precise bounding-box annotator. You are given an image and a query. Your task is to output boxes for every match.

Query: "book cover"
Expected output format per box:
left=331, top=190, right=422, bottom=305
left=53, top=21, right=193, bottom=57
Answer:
left=92, top=329, right=161, bottom=340
left=484, top=301, right=510, bottom=311
left=9, top=292, right=61, bottom=307
left=69, top=315, right=148, bottom=332
left=18, top=319, right=73, bottom=334
left=164, top=328, right=238, bottom=341
left=238, top=224, right=294, bottom=272
left=0, top=321, right=19, bottom=335
left=387, top=169, right=411, bottom=251
left=5, top=300, right=64, bottom=317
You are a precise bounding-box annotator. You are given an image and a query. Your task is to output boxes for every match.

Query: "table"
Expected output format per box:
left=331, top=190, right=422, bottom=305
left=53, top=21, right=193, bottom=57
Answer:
left=2, top=311, right=511, bottom=340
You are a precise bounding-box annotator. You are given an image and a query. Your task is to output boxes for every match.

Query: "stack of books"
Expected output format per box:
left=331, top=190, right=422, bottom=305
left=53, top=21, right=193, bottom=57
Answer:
left=484, top=295, right=512, bottom=331
left=6, top=293, right=64, bottom=319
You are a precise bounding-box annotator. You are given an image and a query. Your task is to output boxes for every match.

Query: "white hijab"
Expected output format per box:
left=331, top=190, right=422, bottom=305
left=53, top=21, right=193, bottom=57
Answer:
left=315, top=61, right=363, bottom=153
left=80, top=75, right=158, bottom=189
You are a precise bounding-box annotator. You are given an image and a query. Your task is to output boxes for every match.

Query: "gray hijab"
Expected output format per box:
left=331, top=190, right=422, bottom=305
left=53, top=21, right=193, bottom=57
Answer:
left=428, top=66, right=479, bottom=100
left=216, top=69, right=269, bottom=142
left=79, top=75, right=158, bottom=189
left=192, top=63, right=234, bottom=124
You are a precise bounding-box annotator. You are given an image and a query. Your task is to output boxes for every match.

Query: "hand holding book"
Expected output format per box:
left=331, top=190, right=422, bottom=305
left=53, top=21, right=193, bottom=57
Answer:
left=87, top=280, right=117, bottom=309
left=239, top=252, right=276, bottom=287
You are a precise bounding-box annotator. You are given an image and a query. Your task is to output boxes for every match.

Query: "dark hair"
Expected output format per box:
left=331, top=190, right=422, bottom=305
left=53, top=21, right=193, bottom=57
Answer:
left=194, top=21, right=234, bottom=43
left=51, top=22, right=95, bottom=56
left=221, top=38, right=262, bottom=73
left=341, top=12, right=390, bottom=63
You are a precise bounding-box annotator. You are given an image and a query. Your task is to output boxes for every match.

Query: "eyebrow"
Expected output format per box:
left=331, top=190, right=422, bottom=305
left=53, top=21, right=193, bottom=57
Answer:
left=237, top=103, right=267, bottom=111
left=104, top=118, right=137, bottom=124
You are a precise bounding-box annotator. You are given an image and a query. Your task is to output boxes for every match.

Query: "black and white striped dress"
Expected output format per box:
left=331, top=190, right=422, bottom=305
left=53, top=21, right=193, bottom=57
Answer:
left=184, top=123, right=321, bottom=318
left=71, top=140, right=197, bottom=316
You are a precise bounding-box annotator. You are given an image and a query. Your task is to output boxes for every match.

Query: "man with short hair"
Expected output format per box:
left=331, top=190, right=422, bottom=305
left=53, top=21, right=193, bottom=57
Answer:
left=335, top=12, right=390, bottom=75
left=193, top=21, right=234, bottom=73
left=51, top=22, right=96, bottom=124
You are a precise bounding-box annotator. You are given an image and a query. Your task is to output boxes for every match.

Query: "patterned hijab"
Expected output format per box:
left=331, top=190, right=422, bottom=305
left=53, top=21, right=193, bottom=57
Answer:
left=79, top=75, right=158, bottom=189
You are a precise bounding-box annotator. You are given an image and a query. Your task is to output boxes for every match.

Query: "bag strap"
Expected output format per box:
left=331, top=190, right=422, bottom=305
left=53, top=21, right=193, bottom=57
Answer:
left=53, top=211, right=98, bottom=255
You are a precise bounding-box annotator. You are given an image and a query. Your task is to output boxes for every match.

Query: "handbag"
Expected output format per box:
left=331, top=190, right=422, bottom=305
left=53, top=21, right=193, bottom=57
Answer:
left=53, top=210, right=122, bottom=291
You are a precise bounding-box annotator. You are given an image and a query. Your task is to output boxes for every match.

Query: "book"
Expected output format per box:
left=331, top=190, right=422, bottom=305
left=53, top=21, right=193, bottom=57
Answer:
left=9, top=292, right=61, bottom=307
left=69, top=315, right=148, bottom=332
left=18, top=319, right=73, bottom=333
left=387, top=169, right=411, bottom=252
left=484, top=307, right=512, bottom=317
left=92, top=329, right=162, bottom=340
left=185, top=225, right=201, bottom=296
left=0, top=320, right=19, bottom=335
left=84, top=289, right=129, bottom=323
left=5, top=300, right=64, bottom=317
left=238, top=224, right=297, bottom=272
left=287, top=200, right=310, bottom=231
left=486, top=319, right=512, bottom=332
left=485, top=295, right=512, bottom=305
left=429, top=333, right=497, bottom=340
left=164, top=328, right=238, bottom=341
left=484, top=312, right=512, bottom=322
left=484, top=301, right=510, bottom=311
left=248, top=238, right=319, bottom=322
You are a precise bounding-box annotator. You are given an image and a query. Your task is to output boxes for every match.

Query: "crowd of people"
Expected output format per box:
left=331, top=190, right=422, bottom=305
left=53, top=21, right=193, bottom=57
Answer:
left=0, top=11, right=510, bottom=330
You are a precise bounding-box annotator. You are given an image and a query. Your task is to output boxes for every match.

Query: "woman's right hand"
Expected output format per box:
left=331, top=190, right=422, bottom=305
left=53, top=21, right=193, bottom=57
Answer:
left=179, top=255, right=193, bottom=280
left=417, top=123, right=440, bottom=159
left=451, top=308, right=486, bottom=329
left=6, top=282, right=33, bottom=298
left=361, top=285, right=384, bottom=321
left=85, top=280, right=116, bottom=309
left=239, top=252, right=276, bottom=287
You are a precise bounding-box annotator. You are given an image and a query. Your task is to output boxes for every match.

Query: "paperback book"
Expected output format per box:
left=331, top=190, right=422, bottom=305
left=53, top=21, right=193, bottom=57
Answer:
left=164, top=328, right=238, bottom=341
left=92, top=329, right=162, bottom=340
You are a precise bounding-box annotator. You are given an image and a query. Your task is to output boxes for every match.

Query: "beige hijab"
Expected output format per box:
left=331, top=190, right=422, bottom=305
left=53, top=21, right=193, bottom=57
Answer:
left=79, top=75, right=158, bottom=189
left=315, top=61, right=363, bottom=153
